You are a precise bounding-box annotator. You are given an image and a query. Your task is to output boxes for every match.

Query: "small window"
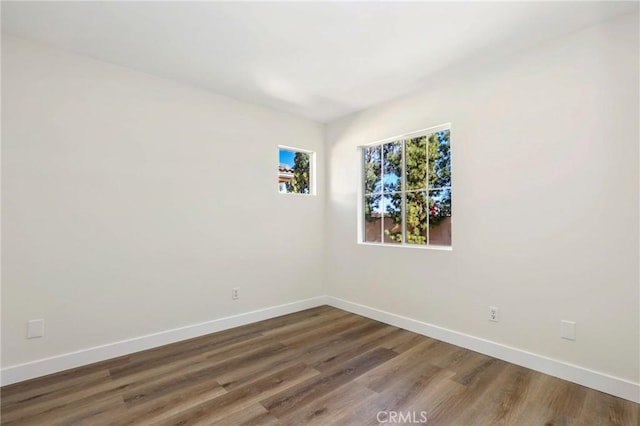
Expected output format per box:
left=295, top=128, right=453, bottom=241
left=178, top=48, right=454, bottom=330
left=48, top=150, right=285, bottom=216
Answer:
left=278, top=147, right=314, bottom=195
left=360, top=125, right=451, bottom=248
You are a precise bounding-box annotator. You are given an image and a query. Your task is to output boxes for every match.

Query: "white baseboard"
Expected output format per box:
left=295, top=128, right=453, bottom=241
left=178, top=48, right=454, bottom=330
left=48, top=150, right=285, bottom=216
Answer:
left=0, top=296, right=329, bottom=387
left=326, top=296, right=640, bottom=404
left=4, top=295, right=638, bottom=404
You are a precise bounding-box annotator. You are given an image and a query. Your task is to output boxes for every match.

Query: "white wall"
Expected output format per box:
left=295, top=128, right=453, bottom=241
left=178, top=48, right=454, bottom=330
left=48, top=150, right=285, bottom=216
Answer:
left=1, top=36, right=325, bottom=368
left=325, top=13, right=639, bottom=385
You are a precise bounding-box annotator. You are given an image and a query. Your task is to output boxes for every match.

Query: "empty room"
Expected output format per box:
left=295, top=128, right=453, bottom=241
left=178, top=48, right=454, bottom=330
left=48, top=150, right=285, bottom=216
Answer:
left=1, top=1, right=639, bottom=425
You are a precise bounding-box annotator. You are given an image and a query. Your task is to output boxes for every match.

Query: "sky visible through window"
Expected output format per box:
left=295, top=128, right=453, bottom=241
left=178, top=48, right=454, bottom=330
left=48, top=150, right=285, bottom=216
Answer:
left=279, top=149, right=296, bottom=168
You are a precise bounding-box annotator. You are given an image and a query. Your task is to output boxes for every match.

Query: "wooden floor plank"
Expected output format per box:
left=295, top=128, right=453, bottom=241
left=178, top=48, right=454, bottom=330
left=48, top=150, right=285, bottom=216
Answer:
left=575, top=389, right=640, bottom=426
left=114, top=380, right=227, bottom=426
left=355, top=338, right=441, bottom=392
left=260, top=307, right=353, bottom=340
left=1, top=306, right=637, bottom=425
left=526, top=373, right=589, bottom=418
left=216, top=350, right=303, bottom=392
left=311, top=325, right=399, bottom=372
left=439, top=363, right=533, bottom=426
left=211, top=403, right=278, bottom=426
left=381, top=328, right=431, bottom=354
left=3, top=393, right=126, bottom=426
left=0, top=370, right=113, bottom=415
left=260, top=347, right=397, bottom=418
left=331, top=368, right=463, bottom=426
left=276, top=314, right=370, bottom=349
left=275, top=381, right=377, bottom=425
left=155, top=363, right=318, bottom=426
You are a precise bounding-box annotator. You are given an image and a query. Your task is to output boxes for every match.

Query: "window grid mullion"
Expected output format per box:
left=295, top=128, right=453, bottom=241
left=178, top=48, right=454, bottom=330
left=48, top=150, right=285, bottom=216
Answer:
left=425, top=136, right=430, bottom=245
left=363, top=151, right=368, bottom=240
left=380, top=144, right=384, bottom=243
left=401, top=139, right=407, bottom=244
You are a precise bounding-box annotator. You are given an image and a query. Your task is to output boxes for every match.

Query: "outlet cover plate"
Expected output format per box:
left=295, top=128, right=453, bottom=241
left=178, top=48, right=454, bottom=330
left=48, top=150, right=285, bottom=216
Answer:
left=27, top=319, right=44, bottom=339
left=489, top=306, right=499, bottom=322
left=561, top=320, right=576, bottom=340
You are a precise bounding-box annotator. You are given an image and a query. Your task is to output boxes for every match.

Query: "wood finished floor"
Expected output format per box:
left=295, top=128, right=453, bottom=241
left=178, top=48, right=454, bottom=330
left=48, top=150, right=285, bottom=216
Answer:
left=1, top=306, right=638, bottom=425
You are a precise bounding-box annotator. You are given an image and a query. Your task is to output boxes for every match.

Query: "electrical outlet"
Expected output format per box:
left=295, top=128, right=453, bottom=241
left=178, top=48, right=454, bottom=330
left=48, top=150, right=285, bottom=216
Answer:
left=232, top=287, right=239, bottom=300
left=488, top=306, right=499, bottom=322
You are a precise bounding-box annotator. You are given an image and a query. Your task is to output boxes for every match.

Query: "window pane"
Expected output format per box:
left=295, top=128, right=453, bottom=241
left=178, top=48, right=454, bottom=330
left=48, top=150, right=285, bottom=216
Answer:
left=278, top=148, right=310, bottom=194
left=429, top=189, right=452, bottom=246
left=364, top=194, right=382, bottom=242
left=363, top=146, right=382, bottom=194
left=428, top=130, right=451, bottom=189
left=406, top=191, right=428, bottom=245
left=383, top=142, right=402, bottom=192
left=361, top=127, right=451, bottom=247
left=382, top=193, right=402, bottom=244
left=406, top=136, right=427, bottom=191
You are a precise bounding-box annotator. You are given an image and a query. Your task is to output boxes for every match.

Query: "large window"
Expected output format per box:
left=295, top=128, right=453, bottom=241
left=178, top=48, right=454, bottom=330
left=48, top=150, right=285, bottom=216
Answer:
left=361, top=125, right=451, bottom=247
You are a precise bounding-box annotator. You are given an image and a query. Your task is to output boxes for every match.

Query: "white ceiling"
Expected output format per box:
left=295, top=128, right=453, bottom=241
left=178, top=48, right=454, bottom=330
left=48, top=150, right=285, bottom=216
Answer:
left=2, top=1, right=637, bottom=122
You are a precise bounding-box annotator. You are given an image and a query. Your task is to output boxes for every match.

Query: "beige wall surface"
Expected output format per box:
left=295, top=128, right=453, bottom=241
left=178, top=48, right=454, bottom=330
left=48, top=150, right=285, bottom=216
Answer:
left=1, top=35, right=325, bottom=367
left=325, top=13, right=639, bottom=383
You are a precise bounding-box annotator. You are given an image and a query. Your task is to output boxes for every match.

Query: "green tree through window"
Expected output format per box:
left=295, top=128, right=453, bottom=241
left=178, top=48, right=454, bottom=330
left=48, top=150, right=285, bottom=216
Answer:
left=286, top=152, right=310, bottom=194
left=363, top=128, right=451, bottom=247
left=278, top=147, right=313, bottom=195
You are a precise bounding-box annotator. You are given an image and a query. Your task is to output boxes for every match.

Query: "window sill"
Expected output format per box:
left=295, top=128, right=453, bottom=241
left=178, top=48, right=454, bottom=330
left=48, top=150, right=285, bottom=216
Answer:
left=357, top=242, right=452, bottom=251
left=278, top=192, right=316, bottom=196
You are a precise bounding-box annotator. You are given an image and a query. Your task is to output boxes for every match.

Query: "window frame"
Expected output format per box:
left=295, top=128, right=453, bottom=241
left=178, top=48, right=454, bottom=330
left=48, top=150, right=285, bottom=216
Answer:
left=277, top=145, right=317, bottom=196
left=357, top=123, right=452, bottom=250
